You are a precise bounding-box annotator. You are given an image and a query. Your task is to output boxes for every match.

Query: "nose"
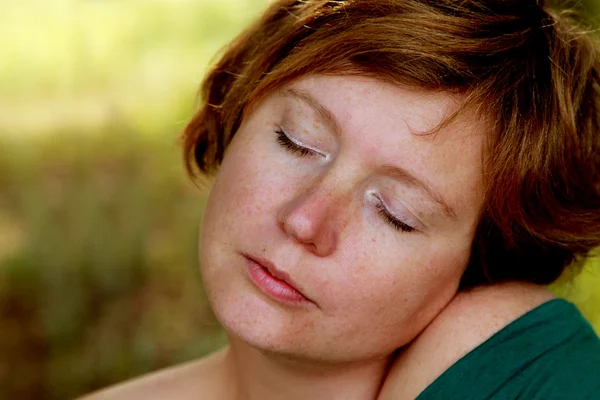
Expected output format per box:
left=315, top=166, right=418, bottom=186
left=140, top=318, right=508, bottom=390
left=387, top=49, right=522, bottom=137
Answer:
left=277, top=187, right=340, bottom=257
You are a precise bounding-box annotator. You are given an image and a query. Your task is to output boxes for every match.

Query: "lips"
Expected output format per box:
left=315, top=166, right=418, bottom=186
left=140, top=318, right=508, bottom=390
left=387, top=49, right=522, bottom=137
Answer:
left=243, top=255, right=314, bottom=306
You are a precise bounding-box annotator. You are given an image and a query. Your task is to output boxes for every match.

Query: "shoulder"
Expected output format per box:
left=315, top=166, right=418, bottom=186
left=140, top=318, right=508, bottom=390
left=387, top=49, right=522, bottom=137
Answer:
left=77, top=347, right=229, bottom=400
left=378, top=282, right=556, bottom=400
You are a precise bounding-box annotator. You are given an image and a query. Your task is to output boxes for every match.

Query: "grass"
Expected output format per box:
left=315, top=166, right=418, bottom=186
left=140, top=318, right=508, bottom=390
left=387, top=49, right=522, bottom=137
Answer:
left=0, top=0, right=599, bottom=399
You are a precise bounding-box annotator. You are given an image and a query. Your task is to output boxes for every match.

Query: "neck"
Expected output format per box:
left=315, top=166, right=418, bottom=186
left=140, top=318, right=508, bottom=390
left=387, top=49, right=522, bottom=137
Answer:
left=221, top=336, right=392, bottom=400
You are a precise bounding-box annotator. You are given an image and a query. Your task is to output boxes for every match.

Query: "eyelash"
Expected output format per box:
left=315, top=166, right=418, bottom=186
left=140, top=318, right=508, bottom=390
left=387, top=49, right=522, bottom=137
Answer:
left=275, top=129, right=316, bottom=157
left=276, top=129, right=416, bottom=234
left=374, top=201, right=416, bottom=233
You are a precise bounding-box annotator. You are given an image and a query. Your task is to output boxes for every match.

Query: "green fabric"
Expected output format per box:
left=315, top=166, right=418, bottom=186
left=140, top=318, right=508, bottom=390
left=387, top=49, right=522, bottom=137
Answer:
left=417, top=299, right=600, bottom=399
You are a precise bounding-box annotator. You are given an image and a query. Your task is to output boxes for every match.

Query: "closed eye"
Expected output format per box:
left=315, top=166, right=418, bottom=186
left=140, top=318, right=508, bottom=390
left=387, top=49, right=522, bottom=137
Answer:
left=275, top=129, right=321, bottom=157
left=374, top=200, right=416, bottom=233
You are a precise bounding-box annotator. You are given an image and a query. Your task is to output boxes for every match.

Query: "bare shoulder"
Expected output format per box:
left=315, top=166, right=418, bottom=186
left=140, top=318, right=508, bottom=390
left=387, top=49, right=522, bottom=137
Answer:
left=77, top=347, right=229, bottom=400
left=378, top=282, right=555, bottom=400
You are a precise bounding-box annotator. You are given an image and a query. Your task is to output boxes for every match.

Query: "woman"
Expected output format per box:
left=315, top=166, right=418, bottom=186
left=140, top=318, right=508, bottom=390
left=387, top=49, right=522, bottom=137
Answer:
left=82, top=0, right=600, bottom=399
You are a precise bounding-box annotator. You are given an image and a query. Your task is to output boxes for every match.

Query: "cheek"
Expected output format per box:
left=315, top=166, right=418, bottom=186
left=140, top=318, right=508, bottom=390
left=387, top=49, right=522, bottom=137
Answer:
left=331, top=244, right=470, bottom=347
left=223, top=131, right=301, bottom=205
left=408, top=242, right=472, bottom=300
left=331, top=239, right=470, bottom=319
left=207, top=144, right=274, bottom=219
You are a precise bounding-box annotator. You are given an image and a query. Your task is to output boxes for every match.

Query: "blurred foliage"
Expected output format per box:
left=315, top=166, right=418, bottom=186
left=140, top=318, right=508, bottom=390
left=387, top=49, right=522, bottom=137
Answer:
left=0, top=131, right=227, bottom=399
left=0, top=0, right=598, bottom=399
left=0, top=0, right=267, bottom=398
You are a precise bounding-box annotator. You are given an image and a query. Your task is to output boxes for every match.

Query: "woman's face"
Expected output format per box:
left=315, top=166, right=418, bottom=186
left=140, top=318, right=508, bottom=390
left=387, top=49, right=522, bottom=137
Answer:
left=199, top=75, right=485, bottom=363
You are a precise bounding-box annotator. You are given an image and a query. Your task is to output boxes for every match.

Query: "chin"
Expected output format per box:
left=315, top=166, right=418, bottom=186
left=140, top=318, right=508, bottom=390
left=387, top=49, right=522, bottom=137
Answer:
left=208, top=286, right=324, bottom=359
left=213, top=294, right=389, bottom=364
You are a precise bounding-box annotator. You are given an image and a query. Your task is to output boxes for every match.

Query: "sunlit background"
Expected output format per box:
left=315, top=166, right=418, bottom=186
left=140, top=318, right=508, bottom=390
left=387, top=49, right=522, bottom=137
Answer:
left=0, top=0, right=598, bottom=398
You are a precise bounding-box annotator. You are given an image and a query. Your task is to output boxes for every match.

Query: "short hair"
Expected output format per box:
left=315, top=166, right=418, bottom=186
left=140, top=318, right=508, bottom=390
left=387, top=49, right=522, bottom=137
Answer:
left=182, top=0, right=600, bottom=287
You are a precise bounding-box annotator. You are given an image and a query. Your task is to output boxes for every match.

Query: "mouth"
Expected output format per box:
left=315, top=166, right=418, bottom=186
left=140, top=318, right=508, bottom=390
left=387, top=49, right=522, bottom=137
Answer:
left=243, top=254, right=315, bottom=307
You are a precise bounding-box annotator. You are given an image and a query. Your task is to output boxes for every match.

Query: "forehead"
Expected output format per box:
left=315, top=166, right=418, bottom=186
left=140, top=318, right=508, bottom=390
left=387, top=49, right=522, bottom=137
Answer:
left=283, top=75, right=469, bottom=134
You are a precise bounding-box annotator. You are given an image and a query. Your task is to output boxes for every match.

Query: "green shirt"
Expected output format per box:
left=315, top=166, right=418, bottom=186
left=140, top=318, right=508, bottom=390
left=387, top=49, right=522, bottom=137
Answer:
left=417, top=299, right=600, bottom=399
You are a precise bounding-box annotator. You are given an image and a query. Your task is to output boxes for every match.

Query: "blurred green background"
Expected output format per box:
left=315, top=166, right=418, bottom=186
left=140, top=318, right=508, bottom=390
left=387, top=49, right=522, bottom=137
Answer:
left=0, top=0, right=598, bottom=399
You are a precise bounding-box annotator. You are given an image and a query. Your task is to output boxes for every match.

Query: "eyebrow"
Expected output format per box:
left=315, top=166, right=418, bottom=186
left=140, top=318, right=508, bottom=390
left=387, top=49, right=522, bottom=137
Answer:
left=281, top=88, right=342, bottom=137
left=281, top=87, right=457, bottom=220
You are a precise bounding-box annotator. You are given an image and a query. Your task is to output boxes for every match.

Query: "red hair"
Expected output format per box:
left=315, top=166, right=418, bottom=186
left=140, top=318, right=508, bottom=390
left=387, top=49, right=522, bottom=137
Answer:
left=182, top=0, right=600, bottom=286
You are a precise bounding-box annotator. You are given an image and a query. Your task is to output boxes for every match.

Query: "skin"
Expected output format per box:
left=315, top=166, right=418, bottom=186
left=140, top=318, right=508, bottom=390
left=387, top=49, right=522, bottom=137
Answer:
left=197, top=75, right=486, bottom=399
left=80, top=75, right=552, bottom=399
left=200, top=75, right=485, bottom=361
left=79, top=284, right=554, bottom=400
left=378, top=282, right=554, bottom=399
